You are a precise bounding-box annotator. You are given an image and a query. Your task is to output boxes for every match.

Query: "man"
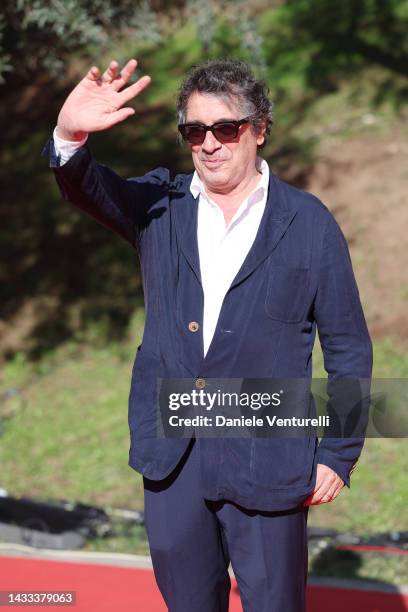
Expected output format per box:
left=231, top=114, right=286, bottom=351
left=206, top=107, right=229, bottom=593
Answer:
left=43, top=58, right=372, bottom=611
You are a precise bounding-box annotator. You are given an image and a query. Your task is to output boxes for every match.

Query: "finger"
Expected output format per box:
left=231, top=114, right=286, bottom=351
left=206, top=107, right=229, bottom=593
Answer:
left=303, top=479, right=322, bottom=505
left=85, top=65, right=100, bottom=81
left=320, top=481, right=340, bottom=503
left=112, top=58, right=138, bottom=90
left=330, top=481, right=344, bottom=498
left=304, top=493, right=320, bottom=506
left=103, top=107, right=136, bottom=128
left=101, top=60, right=119, bottom=83
left=311, top=479, right=334, bottom=504
left=319, top=493, right=333, bottom=503
left=117, top=75, right=151, bottom=106
left=304, top=485, right=324, bottom=505
left=314, top=470, right=338, bottom=496
left=310, top=480, right=326, bottom=500
left=307, top=493, right=326, bottom=505
left=329, top=488, right=342, bottom=502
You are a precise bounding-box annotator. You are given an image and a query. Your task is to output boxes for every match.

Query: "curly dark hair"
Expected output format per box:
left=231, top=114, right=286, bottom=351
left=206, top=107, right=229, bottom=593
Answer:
left=176, top=58, right=273, bottom=148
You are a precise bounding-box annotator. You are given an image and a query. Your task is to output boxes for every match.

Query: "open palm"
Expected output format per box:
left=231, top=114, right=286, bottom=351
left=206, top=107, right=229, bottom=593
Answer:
left=57, top=59, right=151, bottom=140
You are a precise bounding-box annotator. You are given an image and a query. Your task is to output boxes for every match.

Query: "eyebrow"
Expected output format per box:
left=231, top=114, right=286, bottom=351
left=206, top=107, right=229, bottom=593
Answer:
left=184, top=117, right=238, bottom=125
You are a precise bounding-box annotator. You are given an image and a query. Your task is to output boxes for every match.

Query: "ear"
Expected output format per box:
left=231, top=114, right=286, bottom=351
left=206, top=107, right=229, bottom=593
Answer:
left=256, top=120, right=267, bottom=146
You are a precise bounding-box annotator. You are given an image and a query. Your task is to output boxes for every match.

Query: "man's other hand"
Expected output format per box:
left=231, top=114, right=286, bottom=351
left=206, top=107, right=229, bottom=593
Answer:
left=303, top=463, right=345, bottom=506
left=56, top=59, right=151, bottom=141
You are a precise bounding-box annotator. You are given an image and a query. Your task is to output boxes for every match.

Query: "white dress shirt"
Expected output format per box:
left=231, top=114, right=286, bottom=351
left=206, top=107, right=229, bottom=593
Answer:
left=192, top=159, right=269, bottom=356
left=52, top=129, right=270, bottom=357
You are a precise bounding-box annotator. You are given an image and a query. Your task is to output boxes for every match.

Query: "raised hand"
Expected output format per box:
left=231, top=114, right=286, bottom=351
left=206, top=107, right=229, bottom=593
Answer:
left=56, top=59, right=151, bottom=141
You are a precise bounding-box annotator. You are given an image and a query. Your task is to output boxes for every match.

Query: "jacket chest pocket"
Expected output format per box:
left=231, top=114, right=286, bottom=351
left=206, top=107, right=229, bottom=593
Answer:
left=265, top=266, right=311, bottom=323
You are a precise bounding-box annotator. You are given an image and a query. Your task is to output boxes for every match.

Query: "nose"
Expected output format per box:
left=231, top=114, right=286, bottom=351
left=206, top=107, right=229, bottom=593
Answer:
left=201, top=129, right=222, bottom=153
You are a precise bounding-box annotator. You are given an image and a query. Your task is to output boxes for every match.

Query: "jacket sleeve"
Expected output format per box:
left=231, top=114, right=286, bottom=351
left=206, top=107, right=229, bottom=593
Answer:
left=314, top=212, right=373, bottom=488
left=41, top=135, right=169, bottom=248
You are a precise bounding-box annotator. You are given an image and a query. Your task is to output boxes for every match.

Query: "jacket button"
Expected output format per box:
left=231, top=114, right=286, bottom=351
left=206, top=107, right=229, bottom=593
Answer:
left=195, top=378, right=206, bottom=389
left=188, top=321, right=200, bottom=332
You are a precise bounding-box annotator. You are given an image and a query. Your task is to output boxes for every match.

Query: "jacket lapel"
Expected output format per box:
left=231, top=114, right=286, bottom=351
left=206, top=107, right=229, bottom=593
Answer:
left=171, top=171, right=297, bottom=291
left=171, top=180, right=202, bottom=285
left=229, top=173, right=297, bottom=289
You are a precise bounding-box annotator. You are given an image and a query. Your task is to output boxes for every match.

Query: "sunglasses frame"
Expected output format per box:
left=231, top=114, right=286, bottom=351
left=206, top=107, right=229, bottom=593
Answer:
left=178, top=117, right=252, bottom=145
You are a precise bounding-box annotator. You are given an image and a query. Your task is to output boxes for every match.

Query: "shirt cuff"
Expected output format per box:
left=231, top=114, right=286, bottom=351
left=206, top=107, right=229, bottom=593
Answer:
left=53, top=126, right=88, bottom=166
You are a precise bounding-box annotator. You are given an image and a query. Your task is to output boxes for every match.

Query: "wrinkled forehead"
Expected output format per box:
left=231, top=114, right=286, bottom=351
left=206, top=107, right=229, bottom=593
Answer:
left=185, top=91, right=244, bottom=123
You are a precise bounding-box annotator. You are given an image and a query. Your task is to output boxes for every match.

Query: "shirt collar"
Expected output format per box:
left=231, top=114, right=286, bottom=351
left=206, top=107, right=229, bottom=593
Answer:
left=190, top=157, right=269, bottom=206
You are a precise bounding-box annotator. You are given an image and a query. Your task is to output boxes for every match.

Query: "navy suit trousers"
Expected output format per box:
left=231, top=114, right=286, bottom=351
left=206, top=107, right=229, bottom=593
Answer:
left=143, top=437, right=309, bottom=611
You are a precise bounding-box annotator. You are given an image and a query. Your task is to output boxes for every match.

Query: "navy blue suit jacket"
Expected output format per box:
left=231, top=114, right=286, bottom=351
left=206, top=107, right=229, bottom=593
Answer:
left=43, top=138, right=373, bottom=511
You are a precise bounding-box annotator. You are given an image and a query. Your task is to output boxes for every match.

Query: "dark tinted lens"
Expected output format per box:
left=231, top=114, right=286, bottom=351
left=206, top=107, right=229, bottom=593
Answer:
left=212, top=122, right=239, bottom=141
left=178, top=119, right=246, bottom=144
left=182, top=125, right=206, bottom=144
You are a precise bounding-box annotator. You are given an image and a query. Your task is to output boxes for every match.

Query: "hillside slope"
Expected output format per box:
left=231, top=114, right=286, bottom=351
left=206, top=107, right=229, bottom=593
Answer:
left=305, top=120, right=408, bottom=349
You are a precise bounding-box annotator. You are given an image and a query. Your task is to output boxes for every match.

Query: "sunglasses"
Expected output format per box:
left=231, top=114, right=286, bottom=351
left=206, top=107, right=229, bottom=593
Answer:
left=178, top=117, right=251, bottom=145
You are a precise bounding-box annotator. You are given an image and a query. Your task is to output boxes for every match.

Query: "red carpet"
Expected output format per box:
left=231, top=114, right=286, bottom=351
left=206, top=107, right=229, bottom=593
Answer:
left=0, top=555, right=407, bottom=611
